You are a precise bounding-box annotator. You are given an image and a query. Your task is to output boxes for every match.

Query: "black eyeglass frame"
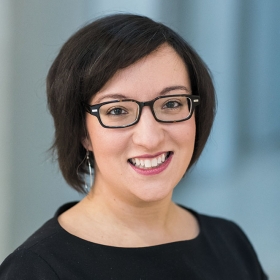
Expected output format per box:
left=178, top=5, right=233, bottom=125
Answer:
left=84, top=94, right=200, bottom=128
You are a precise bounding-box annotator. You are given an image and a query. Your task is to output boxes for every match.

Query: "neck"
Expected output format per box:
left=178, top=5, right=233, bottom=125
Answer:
left=59, top=185, right=198, bottom=247
left=83, top=187, right=176, bottom=231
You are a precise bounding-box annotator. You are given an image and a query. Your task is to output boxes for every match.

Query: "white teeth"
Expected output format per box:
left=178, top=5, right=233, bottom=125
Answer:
left=151, top=158, right=158, bottom=167
left=130, top=153, right=169, bottom=169
left=144, top=159, right=151, bottom=168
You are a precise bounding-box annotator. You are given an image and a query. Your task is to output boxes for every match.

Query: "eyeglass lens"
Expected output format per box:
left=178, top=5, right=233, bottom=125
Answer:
left=99, top=96, right=192, bottom=127
left=99, top=101, right=139, bottom=127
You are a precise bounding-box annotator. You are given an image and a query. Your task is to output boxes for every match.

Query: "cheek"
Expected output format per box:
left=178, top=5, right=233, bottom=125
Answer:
left=85, top=115, right=119, bottom=152
left=173, top=119, right=196, bottom=168
left=89, top=125, right=128, bottom=161
left=177, top=121, right=196, bottom=172
left=174, top=118, right=196, bottom=145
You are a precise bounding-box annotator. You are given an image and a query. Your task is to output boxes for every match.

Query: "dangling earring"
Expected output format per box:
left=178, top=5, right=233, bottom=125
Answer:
left=85, top=150, right=93, bottom=192
left=87, top=150, right=93, bottom=187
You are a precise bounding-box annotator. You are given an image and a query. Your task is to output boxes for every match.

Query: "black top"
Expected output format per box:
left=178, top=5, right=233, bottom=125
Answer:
left=0, top=202, right=267, bottom=280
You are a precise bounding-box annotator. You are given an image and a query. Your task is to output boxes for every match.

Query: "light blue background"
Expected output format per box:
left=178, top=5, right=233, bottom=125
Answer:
left=0, top=0, right=279, bottom=278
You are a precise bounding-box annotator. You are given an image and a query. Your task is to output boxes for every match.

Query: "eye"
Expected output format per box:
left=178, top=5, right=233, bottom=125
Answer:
left=162, top=100, right=182, bottom=109
left=107, top=107, right=128, bottom=116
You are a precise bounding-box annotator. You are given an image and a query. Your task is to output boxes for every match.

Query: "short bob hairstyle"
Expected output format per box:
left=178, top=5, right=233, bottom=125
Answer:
left=47, top=13, right=216, bottom=193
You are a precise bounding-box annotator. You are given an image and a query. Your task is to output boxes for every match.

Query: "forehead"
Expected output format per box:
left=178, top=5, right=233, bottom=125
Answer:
left=91, top=44, right=191, bottom=103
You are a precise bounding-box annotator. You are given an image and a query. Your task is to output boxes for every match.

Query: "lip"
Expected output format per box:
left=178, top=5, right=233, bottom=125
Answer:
left=128, top=152, right=173, bottom=175
left=129, top=151, right=169, bottom=159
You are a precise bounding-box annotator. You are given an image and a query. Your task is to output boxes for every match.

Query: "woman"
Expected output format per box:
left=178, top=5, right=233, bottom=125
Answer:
left=0, top=14, right=267, bottom=279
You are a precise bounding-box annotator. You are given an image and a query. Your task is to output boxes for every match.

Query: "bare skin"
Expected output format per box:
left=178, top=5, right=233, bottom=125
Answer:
left=59, top=192, right=199, bottom=247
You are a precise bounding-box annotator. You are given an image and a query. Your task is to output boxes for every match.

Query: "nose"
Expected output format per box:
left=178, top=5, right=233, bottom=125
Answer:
left=131, top=107, right=165, bottom=149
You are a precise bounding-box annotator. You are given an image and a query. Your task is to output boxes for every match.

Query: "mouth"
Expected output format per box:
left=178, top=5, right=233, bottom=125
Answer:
left=128, top=152, right=173, bottom=169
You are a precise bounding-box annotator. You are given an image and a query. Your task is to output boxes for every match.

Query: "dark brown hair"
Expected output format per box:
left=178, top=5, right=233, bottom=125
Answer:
left=47, top=13, right=216, bottom=193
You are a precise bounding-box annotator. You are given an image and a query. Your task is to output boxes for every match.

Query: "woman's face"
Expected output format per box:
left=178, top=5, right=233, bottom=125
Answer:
left=84, top=44, right=196, bottom=205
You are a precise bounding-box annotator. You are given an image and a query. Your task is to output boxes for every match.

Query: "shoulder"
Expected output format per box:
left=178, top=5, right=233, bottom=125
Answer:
left=184, top=206, right=251, bottom=239
left=185, top=208, right=268, bottom=279
left=17, top=217, right=61, bottom=250
left=0, top=246, right=60, bottom=280
left=195, top=210, right=255, bottom=248
left=0, top=202, right=78, bottom=280
left=0, top=218, right=62, bottom=279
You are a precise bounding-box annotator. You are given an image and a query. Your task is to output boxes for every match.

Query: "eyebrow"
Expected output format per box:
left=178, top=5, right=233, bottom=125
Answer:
left=159, top=86, right=191, bottom=95
left=94, top=85, right=191, bottom=103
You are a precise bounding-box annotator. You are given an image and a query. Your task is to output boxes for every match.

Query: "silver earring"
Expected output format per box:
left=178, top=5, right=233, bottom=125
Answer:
left=87, top=150, right=93, bottom=186
left=85, top=150, right=93, bottom=192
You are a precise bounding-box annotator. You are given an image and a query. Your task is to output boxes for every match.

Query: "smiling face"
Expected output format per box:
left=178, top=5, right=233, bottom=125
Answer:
left=84, top=44, right=196, bottom=205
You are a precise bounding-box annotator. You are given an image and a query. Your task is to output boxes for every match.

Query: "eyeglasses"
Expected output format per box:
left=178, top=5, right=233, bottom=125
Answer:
left=85, top=94, right=200, bottom=128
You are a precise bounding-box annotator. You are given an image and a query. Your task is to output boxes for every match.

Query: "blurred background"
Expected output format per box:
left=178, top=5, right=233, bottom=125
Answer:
left=0, top=0, right=279, bottom=278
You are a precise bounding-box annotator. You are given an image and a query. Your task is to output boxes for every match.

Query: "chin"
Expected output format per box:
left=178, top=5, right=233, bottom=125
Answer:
left=130, top=185, right=174, bottom=204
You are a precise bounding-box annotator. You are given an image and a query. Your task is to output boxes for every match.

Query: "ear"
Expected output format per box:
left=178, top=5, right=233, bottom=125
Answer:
left=81, top=137, right=93, bottom=152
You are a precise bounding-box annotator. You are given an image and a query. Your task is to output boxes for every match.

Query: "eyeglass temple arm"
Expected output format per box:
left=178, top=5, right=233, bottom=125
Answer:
left=84, top=103, right=98, bottom=116
left=191, top=95, right=200, bottom=106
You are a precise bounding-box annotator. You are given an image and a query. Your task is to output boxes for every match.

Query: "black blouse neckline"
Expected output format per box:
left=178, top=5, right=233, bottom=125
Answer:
left=54, top=201, right=203, bottom=250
